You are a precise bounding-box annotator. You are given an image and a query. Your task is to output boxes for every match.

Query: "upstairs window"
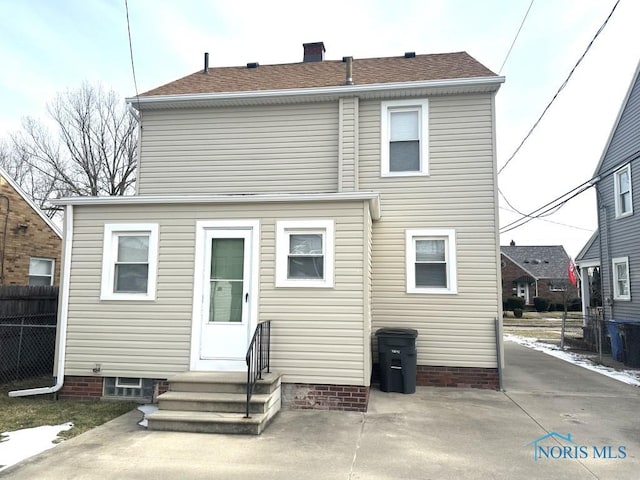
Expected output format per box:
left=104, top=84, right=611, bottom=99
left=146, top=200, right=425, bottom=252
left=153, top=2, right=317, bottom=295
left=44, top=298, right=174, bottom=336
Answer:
left=28, top=257, right=54, bottom=286
left=101, top=224, right=159, bottom=301
left=614, top=165, right=633, bottom=218
left=381, top=99, right=428, bottom=177
left=276, top=220, right=334, bottom=288
left=612, top=256, right=630, bottom=301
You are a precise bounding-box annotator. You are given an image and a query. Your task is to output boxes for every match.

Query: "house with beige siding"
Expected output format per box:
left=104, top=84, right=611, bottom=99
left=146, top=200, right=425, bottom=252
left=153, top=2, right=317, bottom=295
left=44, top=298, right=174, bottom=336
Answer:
left=27, top=43, right=505, bottom=429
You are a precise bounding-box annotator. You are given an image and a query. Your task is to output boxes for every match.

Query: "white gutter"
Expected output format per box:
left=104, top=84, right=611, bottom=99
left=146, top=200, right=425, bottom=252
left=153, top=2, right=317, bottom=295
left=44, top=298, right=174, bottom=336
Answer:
left=127, top=103, right=140, bottom=123
left=52, top=192, right=382, bottom=220
left=127, top=76, right=505, bottom=109
left=10, top=205, right=73, bottom=397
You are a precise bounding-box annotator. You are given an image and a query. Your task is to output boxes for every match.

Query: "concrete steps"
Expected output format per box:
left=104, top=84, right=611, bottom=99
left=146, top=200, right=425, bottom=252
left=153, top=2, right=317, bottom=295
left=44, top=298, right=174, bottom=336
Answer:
left=147, top=371, right=281, bottom=435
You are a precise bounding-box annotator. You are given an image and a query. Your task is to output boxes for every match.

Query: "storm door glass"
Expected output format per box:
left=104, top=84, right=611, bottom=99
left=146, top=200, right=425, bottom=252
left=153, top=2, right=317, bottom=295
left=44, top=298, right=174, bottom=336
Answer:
left=209, top=238, right=244, bottom=323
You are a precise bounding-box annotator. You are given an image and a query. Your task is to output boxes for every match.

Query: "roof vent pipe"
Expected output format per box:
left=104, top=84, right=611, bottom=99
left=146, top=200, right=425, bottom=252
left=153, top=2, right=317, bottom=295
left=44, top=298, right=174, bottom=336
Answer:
left=204, top=52, right=209, bottom=74
left=345, top=56, right=353, bottom=85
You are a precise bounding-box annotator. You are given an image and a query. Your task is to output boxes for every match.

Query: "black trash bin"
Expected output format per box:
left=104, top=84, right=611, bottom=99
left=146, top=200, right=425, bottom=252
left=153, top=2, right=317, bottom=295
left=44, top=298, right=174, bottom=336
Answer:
left=376, top=328, right=418, bottom=394
left=621, top=322, right=640, bottom=368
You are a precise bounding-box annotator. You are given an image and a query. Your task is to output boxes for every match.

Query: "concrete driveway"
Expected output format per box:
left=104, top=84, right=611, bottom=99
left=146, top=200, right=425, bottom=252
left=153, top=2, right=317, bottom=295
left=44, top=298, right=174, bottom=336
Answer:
left=2, top=341, right=639, bottom=479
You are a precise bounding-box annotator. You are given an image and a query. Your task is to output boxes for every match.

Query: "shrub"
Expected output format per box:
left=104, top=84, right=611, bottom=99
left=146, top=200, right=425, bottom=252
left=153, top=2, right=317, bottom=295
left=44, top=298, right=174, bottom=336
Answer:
left=513, top=308, right=524, bottom=318
left=506, top=296, right=525, bottom=311
left=533, top=297, right=550, bottom=312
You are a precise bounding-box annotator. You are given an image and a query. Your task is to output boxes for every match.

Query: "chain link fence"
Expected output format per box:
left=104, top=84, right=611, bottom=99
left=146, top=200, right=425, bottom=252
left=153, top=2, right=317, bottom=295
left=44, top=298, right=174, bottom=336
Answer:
left=0, top=286, right=58, bottom=385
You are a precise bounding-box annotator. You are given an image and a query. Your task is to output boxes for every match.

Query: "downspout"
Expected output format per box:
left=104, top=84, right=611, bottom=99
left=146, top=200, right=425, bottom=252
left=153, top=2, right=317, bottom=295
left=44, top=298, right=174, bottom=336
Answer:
left=9, top=204, right=73, bottom=397
left=129, top=104, right=142, bottom=196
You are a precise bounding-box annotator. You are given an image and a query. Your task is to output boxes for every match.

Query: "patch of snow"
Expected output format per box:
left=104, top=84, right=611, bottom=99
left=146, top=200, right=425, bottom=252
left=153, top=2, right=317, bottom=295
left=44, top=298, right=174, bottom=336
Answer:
left=137, top=404, right=158, bottom=427
left=0, top=422, right=73, bottom=472
left=505, top=334, right=640, bottom=387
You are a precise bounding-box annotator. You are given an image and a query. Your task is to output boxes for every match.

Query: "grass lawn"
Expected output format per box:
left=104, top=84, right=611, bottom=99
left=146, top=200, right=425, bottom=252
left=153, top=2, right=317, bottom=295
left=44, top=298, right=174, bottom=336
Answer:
left=0, top=377, right=137, bottom=441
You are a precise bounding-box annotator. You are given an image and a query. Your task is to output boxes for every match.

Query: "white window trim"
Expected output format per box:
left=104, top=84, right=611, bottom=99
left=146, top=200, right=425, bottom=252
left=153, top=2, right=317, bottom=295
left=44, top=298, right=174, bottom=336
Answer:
left=276, top=220, right=334, bottom=288
left=100, top=223, right=159, bottom=301
left=406, top=228, right=457, bottom=294
left=549, top=284, right=567, bottom=292
left=115, top=377, right=143, bottom=389
left=614, top=164, right=633, bottom=218
left=28, top=257, right=55, bottom=286
left=612, top=256, right=631, bottom=301
left=381, top=99, right=429, bottom=177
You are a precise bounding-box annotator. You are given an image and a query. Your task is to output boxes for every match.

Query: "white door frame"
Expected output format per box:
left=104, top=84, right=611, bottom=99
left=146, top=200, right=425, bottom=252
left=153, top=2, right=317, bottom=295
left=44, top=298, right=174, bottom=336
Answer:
left=190, top=220, right=260, bottom=371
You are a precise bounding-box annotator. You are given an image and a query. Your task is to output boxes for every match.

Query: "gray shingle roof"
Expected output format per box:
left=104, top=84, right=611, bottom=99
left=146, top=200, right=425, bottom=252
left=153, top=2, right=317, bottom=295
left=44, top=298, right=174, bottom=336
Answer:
left=501, top=245, right=571, bottom=279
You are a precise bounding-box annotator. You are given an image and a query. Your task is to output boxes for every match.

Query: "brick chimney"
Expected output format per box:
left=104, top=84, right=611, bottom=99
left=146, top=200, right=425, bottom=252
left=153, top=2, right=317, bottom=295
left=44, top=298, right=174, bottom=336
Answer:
left=303, top=42, right=325, bottom=62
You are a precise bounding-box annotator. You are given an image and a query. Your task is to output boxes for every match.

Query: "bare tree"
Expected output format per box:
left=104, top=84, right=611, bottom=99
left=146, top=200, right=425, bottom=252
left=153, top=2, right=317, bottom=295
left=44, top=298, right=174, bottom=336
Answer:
left=0, top=139, right=58, bottom=216
left=11, top=83, right=137, bottom=200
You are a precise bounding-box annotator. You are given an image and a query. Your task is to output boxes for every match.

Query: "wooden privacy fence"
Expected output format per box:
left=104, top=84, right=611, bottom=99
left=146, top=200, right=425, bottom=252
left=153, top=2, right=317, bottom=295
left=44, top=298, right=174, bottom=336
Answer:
left=0, top=285, right=59, bottom=383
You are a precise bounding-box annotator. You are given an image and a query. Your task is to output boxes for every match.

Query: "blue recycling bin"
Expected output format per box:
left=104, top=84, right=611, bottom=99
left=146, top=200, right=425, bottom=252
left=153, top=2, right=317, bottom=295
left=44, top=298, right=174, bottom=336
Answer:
left=620, top=322, right=640, bottom=368
left=606, top=321, right=625, bottom=363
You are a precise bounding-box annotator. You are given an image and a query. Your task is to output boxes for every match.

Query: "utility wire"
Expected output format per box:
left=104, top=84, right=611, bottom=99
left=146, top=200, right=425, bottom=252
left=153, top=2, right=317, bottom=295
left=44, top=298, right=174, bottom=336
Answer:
left=125, top=0, right=140, bottom=106
left=497, top=0, right=621, bottom=175
left=498, top=0, right=535, bottom=74
left=500, top=148, right=640, bottom=234
left=498, top=206, right=594, bottom=232
left=499, top=187, right=564, bottom=219
left=500, top=184, right=593, bottom=234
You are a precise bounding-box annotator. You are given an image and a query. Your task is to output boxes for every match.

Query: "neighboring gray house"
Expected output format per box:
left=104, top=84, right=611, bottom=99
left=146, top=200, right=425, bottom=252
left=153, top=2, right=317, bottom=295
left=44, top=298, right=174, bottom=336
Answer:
left=576, top=60, right=640, bottom=325
left=501, top=244, right=578, bottom=307
left=21, top=43, right=505, bottom=428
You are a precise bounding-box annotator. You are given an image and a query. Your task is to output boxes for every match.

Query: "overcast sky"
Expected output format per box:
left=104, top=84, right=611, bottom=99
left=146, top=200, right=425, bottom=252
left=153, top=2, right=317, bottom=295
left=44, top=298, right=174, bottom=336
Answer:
left=1, top=0, right=638, bottom=256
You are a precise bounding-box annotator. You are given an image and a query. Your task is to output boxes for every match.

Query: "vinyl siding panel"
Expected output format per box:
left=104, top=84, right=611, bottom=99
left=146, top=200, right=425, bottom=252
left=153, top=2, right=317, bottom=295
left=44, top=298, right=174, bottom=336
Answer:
left=65, top=200, right=371, bottom=385
left=596, top=71, right=640, bottom=321
left=138, top=103, right=339, bottom=195
left=360, top=93, right=499, bottom=368
left=339, top=97, right=358, bottom=192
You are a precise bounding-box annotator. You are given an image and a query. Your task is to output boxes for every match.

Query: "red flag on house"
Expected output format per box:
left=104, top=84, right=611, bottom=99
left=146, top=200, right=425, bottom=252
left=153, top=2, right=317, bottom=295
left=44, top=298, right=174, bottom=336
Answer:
left=568, top=259, right=578, bottom=287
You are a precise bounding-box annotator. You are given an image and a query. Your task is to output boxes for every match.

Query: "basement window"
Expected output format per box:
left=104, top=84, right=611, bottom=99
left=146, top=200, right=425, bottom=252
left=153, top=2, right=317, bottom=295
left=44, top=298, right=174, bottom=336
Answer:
left=103, top=377, right=153, bottom=400
left=116, top=377, right=142, bottom=388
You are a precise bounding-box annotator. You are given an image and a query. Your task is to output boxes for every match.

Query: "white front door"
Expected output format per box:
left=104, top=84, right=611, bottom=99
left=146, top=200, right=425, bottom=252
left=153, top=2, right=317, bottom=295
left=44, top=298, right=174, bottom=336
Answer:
left=191, top=221, right=259, bottom=371
left=517, top=282, right=529, bottom=304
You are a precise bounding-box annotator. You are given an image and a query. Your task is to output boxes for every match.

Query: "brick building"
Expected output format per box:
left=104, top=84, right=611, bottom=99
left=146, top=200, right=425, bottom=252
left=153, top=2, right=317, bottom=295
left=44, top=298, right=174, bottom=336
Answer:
left=0, top=169, right=61, bottom=285
left=501, top=244, right=579, bottom=307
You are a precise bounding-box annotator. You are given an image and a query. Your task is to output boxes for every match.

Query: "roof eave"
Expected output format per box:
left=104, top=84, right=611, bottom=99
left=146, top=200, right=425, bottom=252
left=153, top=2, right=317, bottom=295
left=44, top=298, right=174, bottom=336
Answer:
left=0, top=167, right=62, bottom=238
left=52, top=192, right=382, bottom=221
left=127, top=76, right=504, bottom=110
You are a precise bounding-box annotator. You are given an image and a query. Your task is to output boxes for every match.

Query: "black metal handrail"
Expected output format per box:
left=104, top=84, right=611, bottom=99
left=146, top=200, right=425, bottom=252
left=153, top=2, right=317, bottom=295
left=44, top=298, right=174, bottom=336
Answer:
left=245, top=320, right=271, bottom=418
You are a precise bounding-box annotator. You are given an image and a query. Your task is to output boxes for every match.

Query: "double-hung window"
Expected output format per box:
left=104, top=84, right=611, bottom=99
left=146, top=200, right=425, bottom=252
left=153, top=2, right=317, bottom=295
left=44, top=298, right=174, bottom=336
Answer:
left=381, top=99, right=428, bottom=176
left=100, top=224, right=159, bottom=300
left=276, top=220, right=334, bottom=288
left=28, top=257, right=54, bottom=286
left=612, top=256, right=630, bottom=301
left=614, top=165, right=633, bottom=218
left=406, top=229, right=457, bottom=294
